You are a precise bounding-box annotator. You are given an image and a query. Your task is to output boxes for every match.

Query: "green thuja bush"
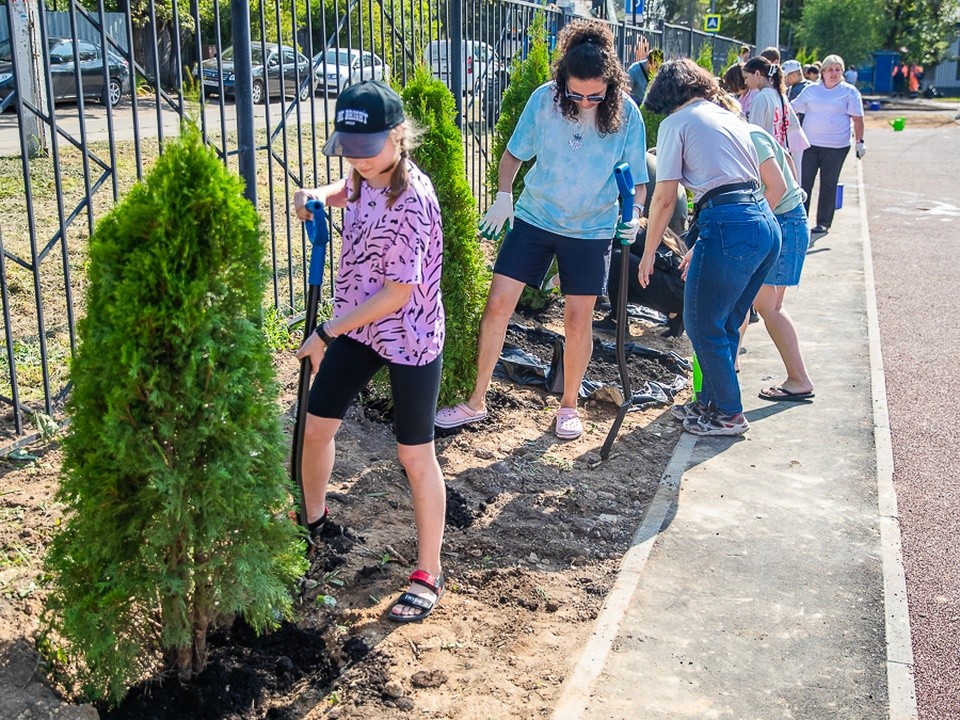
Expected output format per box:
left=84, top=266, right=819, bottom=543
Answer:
left=696, top=41, right=715, bottom=74
left=487, top=11, right=552, bottom=204
left=402, top=67, right=489, bottom=407
left=42, top=124, right=306, bottom=705
left=640, top=48, right=666, bottom=148
left=487, top=11, right=553, bottom=309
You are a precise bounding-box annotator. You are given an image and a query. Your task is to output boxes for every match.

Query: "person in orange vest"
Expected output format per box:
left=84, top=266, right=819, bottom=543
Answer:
left=907, top=63, right=924, bottom=94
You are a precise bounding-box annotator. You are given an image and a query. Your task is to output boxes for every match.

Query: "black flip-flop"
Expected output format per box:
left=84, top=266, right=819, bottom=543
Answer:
left=388, top=570, right=444, bottom=623
left=759, top=386, right=815, bottom=402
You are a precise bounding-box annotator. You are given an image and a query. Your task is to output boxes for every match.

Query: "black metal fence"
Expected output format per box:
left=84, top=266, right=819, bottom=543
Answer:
left=0, top=0, right=745, bottom=444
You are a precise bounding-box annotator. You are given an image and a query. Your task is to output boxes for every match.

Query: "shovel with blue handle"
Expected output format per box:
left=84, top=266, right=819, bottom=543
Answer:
left=601, top=162, right=635, bottom=460
left=291, top=199, right=329, bottom=528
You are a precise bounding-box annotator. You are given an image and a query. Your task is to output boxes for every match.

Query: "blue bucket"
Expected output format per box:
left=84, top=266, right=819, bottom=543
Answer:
left=869, top=100, right=881, bottom=111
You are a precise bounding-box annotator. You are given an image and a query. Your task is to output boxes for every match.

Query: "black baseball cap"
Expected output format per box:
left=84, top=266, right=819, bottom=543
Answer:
left=322, top=80, right=405, bottom=159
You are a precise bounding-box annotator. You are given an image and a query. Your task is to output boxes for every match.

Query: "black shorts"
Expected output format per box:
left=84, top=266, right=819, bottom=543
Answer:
left=308, top=336, right=442, bottom=446
left=493, top=218, right=613, bottom=295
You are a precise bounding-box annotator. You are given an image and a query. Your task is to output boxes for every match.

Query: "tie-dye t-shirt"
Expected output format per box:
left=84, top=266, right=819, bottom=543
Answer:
left=336, top=160, right=444, bottom=366
left=507, top=82, right=648, bottom=239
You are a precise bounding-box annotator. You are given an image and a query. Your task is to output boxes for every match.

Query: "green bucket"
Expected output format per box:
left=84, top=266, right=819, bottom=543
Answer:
left=691, top=352, right=703, bottom=403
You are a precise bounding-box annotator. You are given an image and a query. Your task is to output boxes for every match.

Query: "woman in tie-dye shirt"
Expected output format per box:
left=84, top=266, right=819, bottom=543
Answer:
left=294, top=81, right=446, bottom=624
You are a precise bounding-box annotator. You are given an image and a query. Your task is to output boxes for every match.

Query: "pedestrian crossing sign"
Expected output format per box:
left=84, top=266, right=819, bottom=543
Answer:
left=704, top=14, right=721, bottom=32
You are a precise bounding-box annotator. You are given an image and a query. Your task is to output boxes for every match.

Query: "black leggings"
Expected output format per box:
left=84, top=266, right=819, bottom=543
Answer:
left=308, top=336, right=442, bottom=446
left=801, top=144, right=850, bottom=229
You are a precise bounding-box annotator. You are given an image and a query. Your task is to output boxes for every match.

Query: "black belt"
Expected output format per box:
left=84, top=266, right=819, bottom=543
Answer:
left=695, top=181, right=760, bottom=214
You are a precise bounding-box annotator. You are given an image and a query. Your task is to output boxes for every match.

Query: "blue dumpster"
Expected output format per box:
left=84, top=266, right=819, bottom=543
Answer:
left=872, top=51, right=900, bottom=94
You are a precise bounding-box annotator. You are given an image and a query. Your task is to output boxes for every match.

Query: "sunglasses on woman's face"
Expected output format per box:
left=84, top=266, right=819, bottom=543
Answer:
left=565, top=88, right=607, bottom=103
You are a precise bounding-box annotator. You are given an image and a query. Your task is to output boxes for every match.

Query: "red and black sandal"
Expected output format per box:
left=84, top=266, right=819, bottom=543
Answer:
left=387, top=570, right=444, bottom=624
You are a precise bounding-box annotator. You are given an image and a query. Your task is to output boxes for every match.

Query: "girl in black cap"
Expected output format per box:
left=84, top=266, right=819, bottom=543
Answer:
left=294, top=81, right=447, bottom=623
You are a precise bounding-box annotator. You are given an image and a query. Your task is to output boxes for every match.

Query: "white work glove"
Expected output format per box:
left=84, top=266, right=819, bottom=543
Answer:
left=855, top=141, right=866, bottom=159
left=615, top=218, right=641, bottom=245
left=479, top=191, right=514, bottom=240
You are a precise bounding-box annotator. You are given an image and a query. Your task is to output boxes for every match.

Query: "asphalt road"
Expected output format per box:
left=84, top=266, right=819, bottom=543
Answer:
left=0, top=93, right=337, bottom=157
left=864, top=111, right=960, bottom=719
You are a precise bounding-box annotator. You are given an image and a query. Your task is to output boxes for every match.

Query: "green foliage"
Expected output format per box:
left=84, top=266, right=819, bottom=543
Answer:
left=640, top=56, right=666, bottom=149
left=793, top=46, right=822, bottom=66
left=42, top=124, right=307, bottom=705
left=883, top=0, right=960, bottom=66
left=487, top=11, right=553, bottom=206
left=695, top=41, right=715, bottom=74
left=725, top=45, right=741, bottom=69
left=796, top=0, right=888, bottom=66
left=486, top=12, right=554, bottom=310
left=401, top=68, right=489, bottom=407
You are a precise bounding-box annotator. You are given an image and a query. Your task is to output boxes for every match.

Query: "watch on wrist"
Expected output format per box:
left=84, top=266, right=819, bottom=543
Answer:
left=315, top=322, right=336, bottom=344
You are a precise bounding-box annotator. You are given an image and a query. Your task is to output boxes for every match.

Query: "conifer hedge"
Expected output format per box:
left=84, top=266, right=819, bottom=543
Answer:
left=402, top=67, right=489, bottom=406
left=486, top=11, right=552, bottom=205
left=42, top=125, right=306, bottom=704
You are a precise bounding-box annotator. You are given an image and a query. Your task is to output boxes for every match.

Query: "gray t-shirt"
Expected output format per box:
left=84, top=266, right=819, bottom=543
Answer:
left=655, top=99, right=760, bottom=202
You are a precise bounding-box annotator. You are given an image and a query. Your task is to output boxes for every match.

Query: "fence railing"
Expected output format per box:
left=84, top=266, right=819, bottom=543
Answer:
left=0, top=0, right=746, bottom=445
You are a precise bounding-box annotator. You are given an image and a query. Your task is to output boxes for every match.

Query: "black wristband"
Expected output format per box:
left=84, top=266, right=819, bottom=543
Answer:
left=315, top=322, right=336, bottom=344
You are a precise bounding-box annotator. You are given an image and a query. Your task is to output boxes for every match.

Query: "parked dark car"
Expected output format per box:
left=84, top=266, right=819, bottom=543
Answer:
left=0, top=37, right=130, bottom=108
left=201, top=43, right=313, bottom=104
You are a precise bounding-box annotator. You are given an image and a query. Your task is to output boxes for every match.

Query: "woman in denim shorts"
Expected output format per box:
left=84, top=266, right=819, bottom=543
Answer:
left=745, top=126, right=815, bottom=402
left=638, top=59, right=782, bottom=436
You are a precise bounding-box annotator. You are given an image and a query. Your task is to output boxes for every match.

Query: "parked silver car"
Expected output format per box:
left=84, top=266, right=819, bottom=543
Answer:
left=314, top=48, right=390, bottom=95
left=201, top=43, right=313, bottom=104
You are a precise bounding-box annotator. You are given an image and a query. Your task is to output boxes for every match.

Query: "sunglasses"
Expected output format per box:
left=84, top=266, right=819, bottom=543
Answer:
left=565, top=87, right=607, bottom=103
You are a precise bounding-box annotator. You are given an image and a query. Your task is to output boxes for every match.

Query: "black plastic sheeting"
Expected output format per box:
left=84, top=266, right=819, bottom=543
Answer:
left=493, top=324, right=689, bottom=411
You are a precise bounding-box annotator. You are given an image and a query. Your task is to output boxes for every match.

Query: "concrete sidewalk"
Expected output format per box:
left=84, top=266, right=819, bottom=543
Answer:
left=552, top=160, right=916, bottom=719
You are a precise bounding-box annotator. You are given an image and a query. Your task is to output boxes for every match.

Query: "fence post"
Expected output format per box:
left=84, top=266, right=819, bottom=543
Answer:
left=450, top=0, right=464, bottom=129
left=8, top=0, right=48, bottom=157
left=230, top=0, right=257, bottom=206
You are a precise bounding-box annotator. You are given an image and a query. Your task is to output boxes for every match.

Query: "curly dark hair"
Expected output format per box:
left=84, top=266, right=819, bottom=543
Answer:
left=642, top=58, right=722, bottom=116
left=553, top=20, right=627, bottom=136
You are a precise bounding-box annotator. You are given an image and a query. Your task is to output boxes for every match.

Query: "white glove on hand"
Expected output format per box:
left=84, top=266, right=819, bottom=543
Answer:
left=615, top=218, right=641, bottom=245
left=856, top=141, right=866, bottom=159
left=479, top=191, right=514, bottom=240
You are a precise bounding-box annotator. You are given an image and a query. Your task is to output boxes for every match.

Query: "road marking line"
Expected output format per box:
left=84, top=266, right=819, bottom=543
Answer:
left=858, top=160, right=919, bottom=720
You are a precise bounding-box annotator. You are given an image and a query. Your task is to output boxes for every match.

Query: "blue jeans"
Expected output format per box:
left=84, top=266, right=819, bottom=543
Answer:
left=684, top=201, right=781, bottom=415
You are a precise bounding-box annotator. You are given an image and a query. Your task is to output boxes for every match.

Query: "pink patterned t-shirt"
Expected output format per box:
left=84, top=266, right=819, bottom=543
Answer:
left=335, top=160, right=445, bottom=366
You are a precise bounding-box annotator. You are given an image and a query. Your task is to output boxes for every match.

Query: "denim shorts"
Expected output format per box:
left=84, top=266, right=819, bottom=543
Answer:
left=764, top=203, right=810, bottom=287
left=493, top=218, right=613, bottom=296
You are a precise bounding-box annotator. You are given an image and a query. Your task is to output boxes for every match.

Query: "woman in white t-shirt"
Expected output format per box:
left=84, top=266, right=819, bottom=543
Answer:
left=791, top=54, right=865, bottom=234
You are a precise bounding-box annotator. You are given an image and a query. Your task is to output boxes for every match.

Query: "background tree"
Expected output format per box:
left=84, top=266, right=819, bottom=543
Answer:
left=883, top=0, right=960, bottom=65
left=795, top=0, right=887, bottom=66
left=401, top=68, right=489, bottom=407
left=42, top=124, right=306, bottom=705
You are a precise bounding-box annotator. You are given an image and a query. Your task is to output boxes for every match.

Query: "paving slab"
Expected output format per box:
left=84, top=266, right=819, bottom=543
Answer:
left=553, top=157, right=910, bottom=719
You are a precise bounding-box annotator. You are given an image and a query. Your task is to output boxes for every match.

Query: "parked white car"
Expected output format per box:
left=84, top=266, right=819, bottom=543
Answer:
left=314, top=49, right=389, bottom=94
left=423, top=39, right=504, bottom=94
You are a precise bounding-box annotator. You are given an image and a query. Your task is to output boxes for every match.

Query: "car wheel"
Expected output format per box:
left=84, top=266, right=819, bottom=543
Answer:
left=105, top=77, right=123, bottom=107
left=299, top=82, right=311, bottom=101
left=252, top=79, right=266, bottom=104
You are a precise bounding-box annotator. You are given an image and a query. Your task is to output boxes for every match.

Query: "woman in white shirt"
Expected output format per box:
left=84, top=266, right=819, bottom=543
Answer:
left=791, top=54, right=865, bottom=234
